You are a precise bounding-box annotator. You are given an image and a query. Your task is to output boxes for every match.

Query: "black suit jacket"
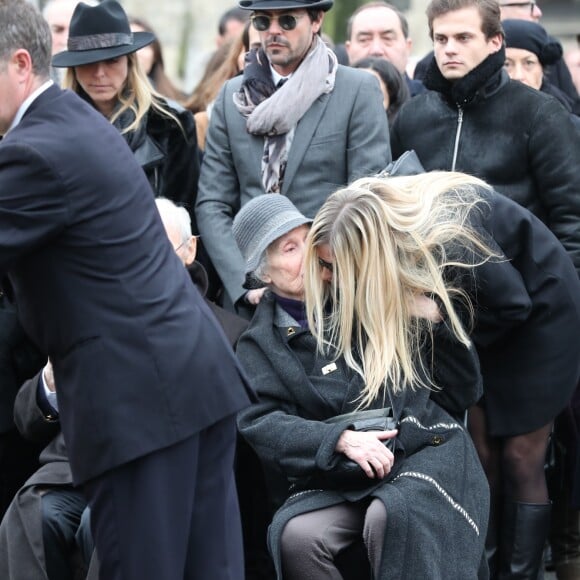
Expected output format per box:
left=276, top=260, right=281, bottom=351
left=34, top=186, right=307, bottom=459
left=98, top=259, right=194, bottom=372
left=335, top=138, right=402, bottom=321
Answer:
left=0, top=85, right=252, bottom=484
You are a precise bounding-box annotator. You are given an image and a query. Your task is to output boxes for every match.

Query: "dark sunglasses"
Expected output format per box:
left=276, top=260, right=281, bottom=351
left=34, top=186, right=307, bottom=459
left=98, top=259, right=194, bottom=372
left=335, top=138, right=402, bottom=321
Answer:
left=250, top=13, right=304, bottom=32
left=500, top=1, right=537, bottom=14
left=318, top=256, right=333, bottom=272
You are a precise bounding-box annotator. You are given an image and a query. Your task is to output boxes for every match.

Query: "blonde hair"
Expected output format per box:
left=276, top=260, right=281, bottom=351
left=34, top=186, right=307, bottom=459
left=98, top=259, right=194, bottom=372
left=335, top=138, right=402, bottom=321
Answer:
left=185, top=28, right=246, bottom=114
left=304, top=171, right=495, bottom=408
left=63, top=52, right=181, bottom=134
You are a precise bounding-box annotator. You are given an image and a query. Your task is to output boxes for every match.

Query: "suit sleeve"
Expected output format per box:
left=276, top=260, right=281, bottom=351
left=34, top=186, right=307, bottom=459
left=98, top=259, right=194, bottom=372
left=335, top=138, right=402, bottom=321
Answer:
left=346, top=73, right=392, bottom=182
left=0, top=142, right=69, bottom=276
left=195, top=84, right=246, bottom=305
left=13, top=372, right=60, bottom=446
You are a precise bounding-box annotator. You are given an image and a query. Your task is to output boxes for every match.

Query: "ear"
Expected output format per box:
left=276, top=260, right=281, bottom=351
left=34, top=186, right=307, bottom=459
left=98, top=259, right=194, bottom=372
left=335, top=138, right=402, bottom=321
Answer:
left=12, top=49, right=33, bottom=80
left=312, top=12, right=324, bottom=35
left=488, top=33, right=503, bottom=54
left=184, top=235, right=197, bottom=266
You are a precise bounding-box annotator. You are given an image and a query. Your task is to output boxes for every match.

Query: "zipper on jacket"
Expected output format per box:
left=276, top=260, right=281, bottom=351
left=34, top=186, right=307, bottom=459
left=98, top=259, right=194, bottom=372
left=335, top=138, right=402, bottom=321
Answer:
left=451, top=107, right=464, bottom=172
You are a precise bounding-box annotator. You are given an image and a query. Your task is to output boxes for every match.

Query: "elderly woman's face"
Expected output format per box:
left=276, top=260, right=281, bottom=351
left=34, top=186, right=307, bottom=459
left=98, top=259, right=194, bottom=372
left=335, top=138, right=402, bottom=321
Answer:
left=505, top=47, right=543, bottom=90
left=74, top=55, right=129, bottom=117
left=262, top=224, right=310, bottom=300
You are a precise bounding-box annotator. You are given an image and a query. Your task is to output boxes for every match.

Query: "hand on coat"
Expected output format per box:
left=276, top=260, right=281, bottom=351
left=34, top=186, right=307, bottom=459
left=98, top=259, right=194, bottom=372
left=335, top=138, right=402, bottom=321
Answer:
left=335, top=429, right=398, bottom=479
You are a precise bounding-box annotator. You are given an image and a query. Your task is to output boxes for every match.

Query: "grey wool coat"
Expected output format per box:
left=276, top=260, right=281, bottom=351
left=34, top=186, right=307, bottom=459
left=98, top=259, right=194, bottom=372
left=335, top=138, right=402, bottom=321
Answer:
left=237, top=295, right=490, bottom=580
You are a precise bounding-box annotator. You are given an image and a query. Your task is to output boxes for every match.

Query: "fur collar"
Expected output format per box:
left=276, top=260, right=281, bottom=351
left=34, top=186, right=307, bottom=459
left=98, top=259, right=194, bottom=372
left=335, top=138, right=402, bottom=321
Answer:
left=424, top=47, right=506, bottom=107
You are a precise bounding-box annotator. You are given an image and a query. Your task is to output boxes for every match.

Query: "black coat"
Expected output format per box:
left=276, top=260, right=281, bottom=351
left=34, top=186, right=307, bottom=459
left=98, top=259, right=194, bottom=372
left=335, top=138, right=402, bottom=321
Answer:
left=114, top=102, right=201, bottom=232
left=0, top=292, right=44, bottom=434
left=391, top=50, right=580, bottom=275
left=237, top=295, right=489, bottom=579
left=455, top=188, right=580, bottom=436
left=0, top=373, right=68, bottom=580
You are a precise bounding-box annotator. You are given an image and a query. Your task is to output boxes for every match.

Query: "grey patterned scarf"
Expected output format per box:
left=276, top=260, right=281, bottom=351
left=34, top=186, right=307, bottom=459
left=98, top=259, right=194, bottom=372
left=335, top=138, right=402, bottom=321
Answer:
left=234, top=36, right=337, bottom=193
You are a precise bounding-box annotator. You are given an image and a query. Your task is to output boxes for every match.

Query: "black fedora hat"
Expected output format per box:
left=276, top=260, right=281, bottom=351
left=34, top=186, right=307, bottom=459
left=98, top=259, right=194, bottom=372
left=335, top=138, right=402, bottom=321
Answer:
left=238, top=0, right=333, bottom=12
left=52, top=0, right=154, bottom=68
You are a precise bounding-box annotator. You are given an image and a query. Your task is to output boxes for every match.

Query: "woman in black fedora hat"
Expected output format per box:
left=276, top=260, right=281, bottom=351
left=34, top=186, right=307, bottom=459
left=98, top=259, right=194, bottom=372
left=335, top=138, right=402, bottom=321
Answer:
left=52, top=0, right=200, bottom=236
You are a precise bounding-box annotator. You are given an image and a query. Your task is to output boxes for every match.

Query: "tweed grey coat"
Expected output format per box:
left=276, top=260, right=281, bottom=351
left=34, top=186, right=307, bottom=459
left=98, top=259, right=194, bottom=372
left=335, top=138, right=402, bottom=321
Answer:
left=237, top=295, right=490, bottom=579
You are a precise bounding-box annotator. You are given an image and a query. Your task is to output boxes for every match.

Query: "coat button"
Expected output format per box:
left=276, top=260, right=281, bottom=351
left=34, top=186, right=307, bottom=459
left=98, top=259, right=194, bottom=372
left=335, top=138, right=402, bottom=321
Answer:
left=431, top=435, right=444, bottom=446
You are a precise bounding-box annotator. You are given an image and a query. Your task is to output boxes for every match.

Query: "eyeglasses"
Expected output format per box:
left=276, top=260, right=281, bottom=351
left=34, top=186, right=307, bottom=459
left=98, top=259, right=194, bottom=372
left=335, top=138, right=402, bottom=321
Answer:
left=318, top=256, right=333, bottom=272
left=500, top=1, right=537, bottom=15
left=250, top=13, right=304, bottom=32
left=173, top=240, right=188, bottom=253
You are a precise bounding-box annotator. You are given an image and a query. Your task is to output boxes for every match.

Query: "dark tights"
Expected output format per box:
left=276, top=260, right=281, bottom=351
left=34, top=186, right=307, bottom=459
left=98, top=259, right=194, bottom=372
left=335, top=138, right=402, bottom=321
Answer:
left=468, top=403, right=552, bottom=504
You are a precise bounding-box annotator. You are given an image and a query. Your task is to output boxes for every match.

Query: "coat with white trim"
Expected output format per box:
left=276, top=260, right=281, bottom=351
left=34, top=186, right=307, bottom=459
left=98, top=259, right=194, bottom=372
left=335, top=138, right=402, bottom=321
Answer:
left=237, top=294, right=490, bottom=580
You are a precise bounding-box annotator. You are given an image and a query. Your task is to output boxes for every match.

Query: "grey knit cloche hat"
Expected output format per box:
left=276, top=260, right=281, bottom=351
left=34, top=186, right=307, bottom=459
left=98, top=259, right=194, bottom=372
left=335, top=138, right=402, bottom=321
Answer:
left=232, top=195, right=312, bottom=277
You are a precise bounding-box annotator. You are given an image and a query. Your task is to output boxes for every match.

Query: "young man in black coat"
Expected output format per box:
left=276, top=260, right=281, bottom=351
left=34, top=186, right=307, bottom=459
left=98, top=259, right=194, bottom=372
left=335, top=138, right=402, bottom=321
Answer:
left=391, top=0, right=580, bottom=277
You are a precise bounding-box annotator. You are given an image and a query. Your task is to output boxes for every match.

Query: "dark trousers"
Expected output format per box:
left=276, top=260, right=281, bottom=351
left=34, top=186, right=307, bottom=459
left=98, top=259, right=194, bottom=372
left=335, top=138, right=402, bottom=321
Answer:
left=42, top=488, right=87, bottom=580
left=83, top=414, right=244, bottom=580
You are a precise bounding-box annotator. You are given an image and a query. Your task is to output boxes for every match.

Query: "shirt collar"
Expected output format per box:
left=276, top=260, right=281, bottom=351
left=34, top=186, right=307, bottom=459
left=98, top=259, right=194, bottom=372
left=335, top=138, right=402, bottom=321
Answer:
left=270, top=65, right=292, bottom=87
left=7, top=80, right=53, bottom=134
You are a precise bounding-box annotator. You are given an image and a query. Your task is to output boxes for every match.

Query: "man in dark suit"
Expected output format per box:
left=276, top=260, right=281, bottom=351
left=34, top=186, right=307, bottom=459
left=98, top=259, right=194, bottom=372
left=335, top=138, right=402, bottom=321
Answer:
left=0, top=1, right=252, bottom=579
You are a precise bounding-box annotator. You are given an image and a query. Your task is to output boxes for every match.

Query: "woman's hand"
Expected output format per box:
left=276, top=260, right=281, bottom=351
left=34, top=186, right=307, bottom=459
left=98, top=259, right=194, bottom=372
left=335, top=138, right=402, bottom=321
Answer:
left=409, top=294, right=442, bottom=322
left=335, top=429, right=398, bottom=479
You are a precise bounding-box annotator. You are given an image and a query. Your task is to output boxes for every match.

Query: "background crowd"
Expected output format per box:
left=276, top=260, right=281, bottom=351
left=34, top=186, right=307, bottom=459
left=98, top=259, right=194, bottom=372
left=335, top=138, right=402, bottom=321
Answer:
left=0, top=0, right=579, bottom=579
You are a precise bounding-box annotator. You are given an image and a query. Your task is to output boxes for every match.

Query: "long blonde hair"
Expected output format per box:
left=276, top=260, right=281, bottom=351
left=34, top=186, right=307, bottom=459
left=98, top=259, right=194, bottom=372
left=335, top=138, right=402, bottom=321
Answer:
left=304, top=171, right=496, bottom=408
left=63, top=52, right=181, bottom=134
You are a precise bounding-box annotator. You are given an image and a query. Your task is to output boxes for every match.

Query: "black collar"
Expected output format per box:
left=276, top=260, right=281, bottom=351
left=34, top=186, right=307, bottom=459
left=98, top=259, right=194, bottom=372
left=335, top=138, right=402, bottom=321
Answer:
left=424, top=47, right=506, bottom=107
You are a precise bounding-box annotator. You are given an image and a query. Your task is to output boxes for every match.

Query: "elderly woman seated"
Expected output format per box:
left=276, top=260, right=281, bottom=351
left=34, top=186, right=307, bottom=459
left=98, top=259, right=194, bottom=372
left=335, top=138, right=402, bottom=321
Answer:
left=232, top=192, right=491, bottom=579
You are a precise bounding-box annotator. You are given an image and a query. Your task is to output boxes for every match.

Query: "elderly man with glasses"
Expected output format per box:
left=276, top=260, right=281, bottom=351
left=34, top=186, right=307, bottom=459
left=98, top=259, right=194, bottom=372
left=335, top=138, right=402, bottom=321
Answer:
left=196, top=0, right=391, bottom=318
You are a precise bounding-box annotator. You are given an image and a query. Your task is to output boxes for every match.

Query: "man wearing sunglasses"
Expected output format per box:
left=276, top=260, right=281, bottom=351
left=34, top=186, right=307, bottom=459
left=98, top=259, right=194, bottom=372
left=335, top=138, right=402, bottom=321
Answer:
left=196, top=0, right=391, bottom=317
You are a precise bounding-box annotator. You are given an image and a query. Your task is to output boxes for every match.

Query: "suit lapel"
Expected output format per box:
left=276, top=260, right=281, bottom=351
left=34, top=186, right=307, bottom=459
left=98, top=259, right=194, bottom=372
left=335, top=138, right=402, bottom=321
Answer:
left=282, top=91, right=331, bottom=194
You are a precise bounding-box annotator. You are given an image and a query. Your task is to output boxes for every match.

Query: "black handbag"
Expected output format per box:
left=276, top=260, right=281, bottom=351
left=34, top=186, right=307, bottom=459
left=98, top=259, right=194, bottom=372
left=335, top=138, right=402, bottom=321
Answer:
left=295, top=408, right=400, bottom=491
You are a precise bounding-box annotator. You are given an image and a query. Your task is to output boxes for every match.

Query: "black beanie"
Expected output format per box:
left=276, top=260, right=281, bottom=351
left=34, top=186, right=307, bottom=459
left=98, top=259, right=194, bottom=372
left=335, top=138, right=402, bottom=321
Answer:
left=503, top=19, right=563, bottom=66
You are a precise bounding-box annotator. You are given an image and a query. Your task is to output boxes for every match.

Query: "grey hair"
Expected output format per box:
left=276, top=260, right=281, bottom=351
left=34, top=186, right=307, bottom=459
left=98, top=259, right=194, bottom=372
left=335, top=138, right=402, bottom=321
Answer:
left=155, top=197, right=192, bottom=244
left=253, top=251, right=270, bottom=284
left=0, top=0, right=52, bottom=77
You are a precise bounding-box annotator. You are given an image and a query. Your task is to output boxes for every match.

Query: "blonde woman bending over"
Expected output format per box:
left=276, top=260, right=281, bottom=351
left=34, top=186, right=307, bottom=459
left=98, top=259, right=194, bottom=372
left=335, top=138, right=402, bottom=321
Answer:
left=234, top=178, right=494, bottom=580
left=375, top=172, right=580, bottom=579
left=306, top=172, right=580, bottom=579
